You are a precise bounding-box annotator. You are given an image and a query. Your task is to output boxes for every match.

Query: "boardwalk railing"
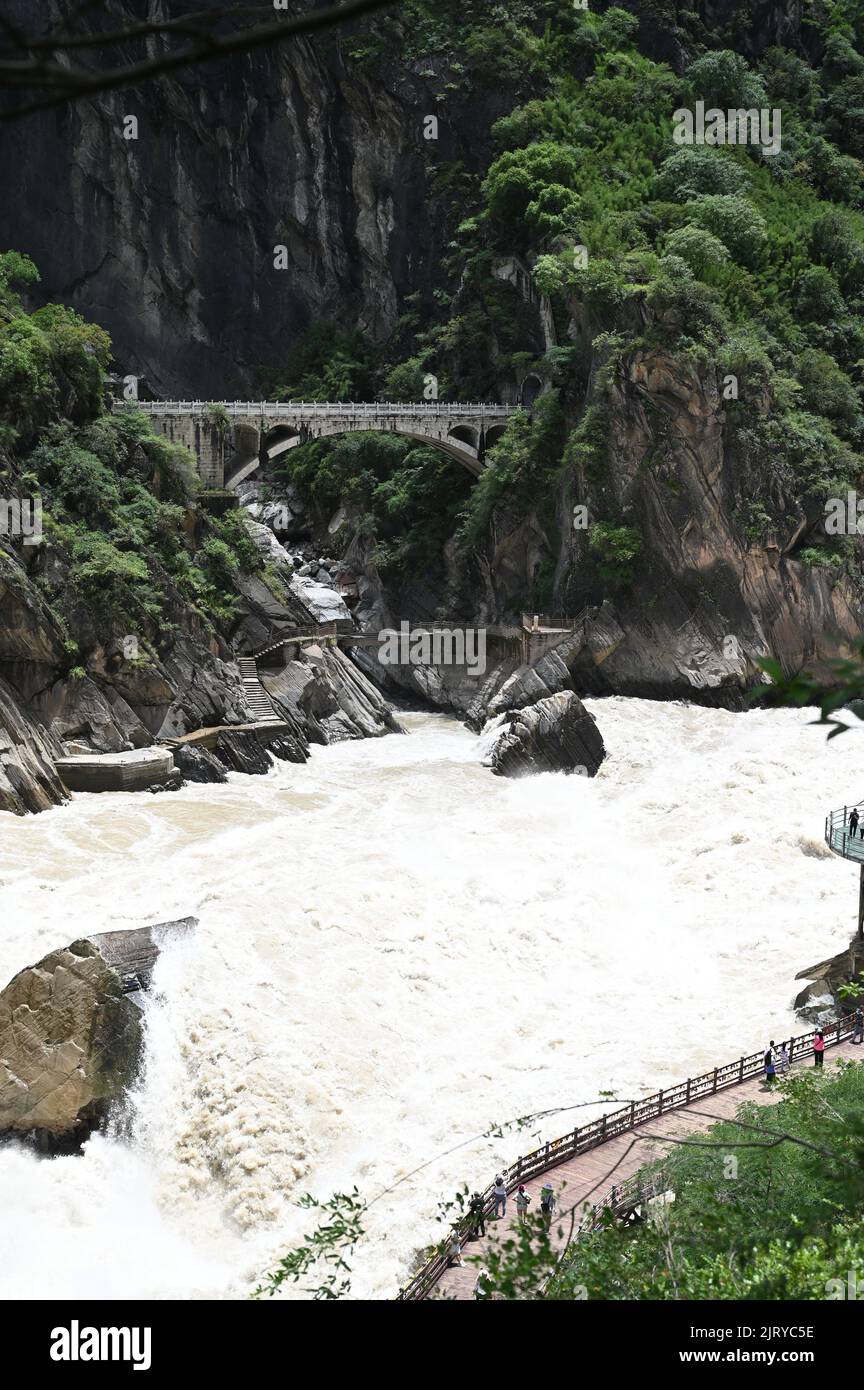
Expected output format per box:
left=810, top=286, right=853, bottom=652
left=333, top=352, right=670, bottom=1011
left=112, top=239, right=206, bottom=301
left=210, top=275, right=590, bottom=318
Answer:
left=115, top=400, right=513, bottom=419
left=397, top=1011, right=857, bottom=1301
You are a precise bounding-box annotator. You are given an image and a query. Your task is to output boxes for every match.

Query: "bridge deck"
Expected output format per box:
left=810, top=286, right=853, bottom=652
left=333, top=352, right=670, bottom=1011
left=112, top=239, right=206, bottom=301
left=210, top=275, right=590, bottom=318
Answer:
left=433, top=1039, right=861, bottom=1300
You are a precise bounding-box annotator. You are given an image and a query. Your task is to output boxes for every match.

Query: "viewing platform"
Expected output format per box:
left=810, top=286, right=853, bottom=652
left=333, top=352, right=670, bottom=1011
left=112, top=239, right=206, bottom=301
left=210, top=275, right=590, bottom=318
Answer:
left=825, top=804, right=864, bottom=863
left=825, top=804, right=864, bottom=937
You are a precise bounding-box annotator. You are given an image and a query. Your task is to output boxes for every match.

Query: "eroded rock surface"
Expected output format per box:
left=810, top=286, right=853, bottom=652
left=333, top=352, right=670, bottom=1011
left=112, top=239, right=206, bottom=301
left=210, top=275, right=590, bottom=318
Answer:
left=485, top=691, right=605, bottom=779
left=0, top=673, right=69, bottom=815
left=794, top=937, right=864, bottom=1023
left=0, top=919, right=195, bottom=1148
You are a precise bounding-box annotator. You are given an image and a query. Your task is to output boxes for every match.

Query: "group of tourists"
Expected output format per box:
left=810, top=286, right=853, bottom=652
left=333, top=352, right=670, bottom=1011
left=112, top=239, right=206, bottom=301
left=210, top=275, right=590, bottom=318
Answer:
left=447, top=1173, right=560, bottom=1278
left=763, top=1009, right=864, bottom=1083
left=762, top=1039, right=791, bottom=1084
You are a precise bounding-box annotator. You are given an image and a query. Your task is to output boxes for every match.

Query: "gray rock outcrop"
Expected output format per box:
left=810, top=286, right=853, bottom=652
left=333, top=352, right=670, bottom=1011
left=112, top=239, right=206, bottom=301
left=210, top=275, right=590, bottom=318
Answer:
left=171, top=743, right=228, bottom=784
left=794, top=937, right=864, bottom=1023
left=0, top=918, right=195, bottom=1148
left=485, top=691, right=606, bottom=779
left=0, top=673, right=69, bottom=815
left=261, top=642, right=402, bottom=744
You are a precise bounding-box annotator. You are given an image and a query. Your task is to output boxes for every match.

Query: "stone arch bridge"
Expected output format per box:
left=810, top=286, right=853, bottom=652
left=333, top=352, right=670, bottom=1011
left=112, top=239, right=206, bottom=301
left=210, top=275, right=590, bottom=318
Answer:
left=120, top=401, right=515, bottom=489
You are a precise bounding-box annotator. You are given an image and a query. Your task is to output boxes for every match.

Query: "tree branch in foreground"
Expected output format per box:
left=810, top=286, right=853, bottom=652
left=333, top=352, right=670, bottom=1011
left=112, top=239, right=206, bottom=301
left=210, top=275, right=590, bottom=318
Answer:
left=0, top=0, right=398, bottom=121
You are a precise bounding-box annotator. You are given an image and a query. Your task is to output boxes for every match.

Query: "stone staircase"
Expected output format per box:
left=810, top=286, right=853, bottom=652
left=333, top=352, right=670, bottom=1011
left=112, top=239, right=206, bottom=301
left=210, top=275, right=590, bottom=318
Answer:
left=237, top=656, right=280, bottom=722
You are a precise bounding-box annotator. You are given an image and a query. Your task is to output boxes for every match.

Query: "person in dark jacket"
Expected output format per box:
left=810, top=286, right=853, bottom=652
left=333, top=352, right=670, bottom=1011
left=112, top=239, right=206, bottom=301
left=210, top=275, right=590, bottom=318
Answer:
left=851, top=809, right=860, bottom=837
left=468, top=1192, right=486, bottom=1239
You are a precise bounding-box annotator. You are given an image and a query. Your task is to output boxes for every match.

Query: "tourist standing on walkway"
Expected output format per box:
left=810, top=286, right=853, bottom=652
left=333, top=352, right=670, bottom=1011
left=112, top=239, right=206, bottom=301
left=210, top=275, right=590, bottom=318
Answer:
left=493, top=1175, right=507, bottom=1219
left=764, top=1045, right=776, bottom=1086
left=540, top=1182, right=556, bottom=1226
left=850, top=809, right=860, bottom=837
left=473, top=1268, right=491, bottom=1300
left=447, top=1232, right=464, bottom=1267
left=468, top=1192, right=486, bottom=1238
left=813, top=1029, right=825, bottom=1067
left=516, top=1185, right=531, bottom=1224
left=853, top=1008, right=864, bottom=1044
left=778, top=1042, right=790, bottom=1074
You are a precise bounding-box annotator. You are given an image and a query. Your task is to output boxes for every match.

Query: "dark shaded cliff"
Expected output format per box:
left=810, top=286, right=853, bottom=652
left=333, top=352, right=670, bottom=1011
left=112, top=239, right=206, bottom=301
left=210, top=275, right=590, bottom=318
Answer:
left=0, top=0, right=507, bottom=396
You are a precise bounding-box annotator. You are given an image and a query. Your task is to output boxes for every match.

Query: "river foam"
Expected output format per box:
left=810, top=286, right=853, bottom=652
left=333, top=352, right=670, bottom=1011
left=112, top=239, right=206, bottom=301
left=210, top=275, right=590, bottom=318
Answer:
left=0, top=700, right=857, bottom=1298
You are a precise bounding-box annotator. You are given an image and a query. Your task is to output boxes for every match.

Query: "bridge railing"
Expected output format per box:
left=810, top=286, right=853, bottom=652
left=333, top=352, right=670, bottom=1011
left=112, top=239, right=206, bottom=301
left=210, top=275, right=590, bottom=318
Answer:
left=114, top=400, right=513, bottom=418
left=396, top=1010, right=857, bottom=1301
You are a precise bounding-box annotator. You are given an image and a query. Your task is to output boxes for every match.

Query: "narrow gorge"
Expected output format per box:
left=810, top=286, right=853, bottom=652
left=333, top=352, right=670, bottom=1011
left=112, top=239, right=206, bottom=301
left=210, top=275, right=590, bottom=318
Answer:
left=1, top=0, right=864, bottom=1327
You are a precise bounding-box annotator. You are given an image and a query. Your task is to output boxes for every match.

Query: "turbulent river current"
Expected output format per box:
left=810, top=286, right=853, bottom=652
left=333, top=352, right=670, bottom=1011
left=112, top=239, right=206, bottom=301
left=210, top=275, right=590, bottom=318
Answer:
left=0, top=700, right=857, bottom=1299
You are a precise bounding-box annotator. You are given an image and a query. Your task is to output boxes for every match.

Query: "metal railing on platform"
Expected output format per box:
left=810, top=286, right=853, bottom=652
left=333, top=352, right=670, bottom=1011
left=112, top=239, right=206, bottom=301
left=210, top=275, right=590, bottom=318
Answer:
left=825, top=803, right=864, bottom=861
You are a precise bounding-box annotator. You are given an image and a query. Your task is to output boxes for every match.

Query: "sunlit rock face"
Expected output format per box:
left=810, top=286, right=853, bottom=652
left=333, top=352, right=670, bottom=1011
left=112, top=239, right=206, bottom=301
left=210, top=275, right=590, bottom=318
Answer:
left=0, top=920, right=195, bottom=1148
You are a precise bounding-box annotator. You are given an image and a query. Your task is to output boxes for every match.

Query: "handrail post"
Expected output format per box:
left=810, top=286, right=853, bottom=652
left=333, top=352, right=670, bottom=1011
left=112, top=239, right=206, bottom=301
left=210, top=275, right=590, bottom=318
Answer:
left=685, top=1078, right=691, bottom=1103
left=738, top=1056, right=744, bottom=1081
left=713, top=1067, right=718, bottom=1093
left=629, top=1100, right=635, bottom=1128
left=657, top=1089, right=664, bottom=1115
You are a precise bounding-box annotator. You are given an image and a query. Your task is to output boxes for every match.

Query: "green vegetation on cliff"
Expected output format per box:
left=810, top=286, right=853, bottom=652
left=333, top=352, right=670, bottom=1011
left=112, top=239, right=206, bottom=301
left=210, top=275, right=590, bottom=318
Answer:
left=280, top=0, right=864, bottom=612
left=0, top=252, right=261, bottom=647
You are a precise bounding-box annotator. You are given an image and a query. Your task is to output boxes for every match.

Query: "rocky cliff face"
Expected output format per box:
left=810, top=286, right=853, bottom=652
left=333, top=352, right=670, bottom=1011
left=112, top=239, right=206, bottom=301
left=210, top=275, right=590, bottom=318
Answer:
left=0, top=0, right=496, bottom=398
left=0, top=0, right=818, bottom=400
left=2, top=0, right=859, bottom=721
left=557, top=347, right=864, bottom=701
left=0, top=494, right=402, bottom=814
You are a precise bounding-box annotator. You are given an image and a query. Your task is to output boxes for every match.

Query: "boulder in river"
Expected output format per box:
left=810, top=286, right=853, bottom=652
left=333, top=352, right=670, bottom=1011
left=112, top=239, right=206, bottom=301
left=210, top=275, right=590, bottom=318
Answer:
left=0, top=918, right=195, bottom=1149
left=172, top=743, right=228, bottom=784
left=485, top=690, right=606, bottom=779
left=794, top=936, right=864, bottom=1023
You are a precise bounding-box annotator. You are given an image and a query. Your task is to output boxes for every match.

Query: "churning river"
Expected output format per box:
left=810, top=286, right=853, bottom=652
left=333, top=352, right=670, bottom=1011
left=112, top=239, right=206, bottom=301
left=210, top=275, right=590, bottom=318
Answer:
left=0, top=700, right=858, bottom=1299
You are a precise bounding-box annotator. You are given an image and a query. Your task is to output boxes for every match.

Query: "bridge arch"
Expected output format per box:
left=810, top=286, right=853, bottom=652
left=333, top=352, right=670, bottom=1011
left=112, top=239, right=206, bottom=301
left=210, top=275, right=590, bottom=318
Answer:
left=115, top=402, right=515, bottom=489
left=225, top=420, right=487, bottom=490
left=262, top=424, right=301, bottom=460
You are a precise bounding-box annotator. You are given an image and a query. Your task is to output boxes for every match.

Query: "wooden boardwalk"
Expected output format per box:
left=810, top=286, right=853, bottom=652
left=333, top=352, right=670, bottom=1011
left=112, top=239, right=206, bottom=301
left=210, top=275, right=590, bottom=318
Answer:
left=407, top=1027, right=862, bottom=1301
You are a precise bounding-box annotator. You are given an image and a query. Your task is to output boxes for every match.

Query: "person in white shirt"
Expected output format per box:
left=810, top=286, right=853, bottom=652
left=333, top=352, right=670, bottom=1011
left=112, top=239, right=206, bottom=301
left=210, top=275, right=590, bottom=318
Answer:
left=492, top=1175, right=507, bottom=1218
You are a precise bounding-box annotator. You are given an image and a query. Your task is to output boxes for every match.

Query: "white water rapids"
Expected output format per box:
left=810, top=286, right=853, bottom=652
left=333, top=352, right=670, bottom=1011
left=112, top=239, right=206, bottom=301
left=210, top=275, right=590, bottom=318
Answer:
left=0, top=699, right=858, bottom=1299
